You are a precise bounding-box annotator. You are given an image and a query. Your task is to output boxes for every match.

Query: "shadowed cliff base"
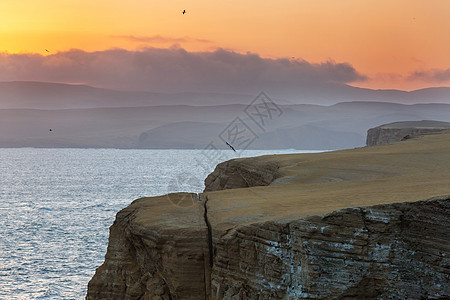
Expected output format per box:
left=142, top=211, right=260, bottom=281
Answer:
left=87, top=132, right=450, bottom=299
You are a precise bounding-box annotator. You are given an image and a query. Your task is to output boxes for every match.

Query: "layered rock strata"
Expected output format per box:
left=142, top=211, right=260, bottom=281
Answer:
left=210, top=196, right=449, bottom=299
left=87, top=132, right=450, bottom=299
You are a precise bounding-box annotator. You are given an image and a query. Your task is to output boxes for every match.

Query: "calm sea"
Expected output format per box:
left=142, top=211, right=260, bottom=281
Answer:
left=0, top=148, right=319, bottom=299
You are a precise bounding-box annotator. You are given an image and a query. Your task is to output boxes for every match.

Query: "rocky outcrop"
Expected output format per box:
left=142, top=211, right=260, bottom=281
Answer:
left=204, top=158, right=280, bottom=192
left=366, top=120, right=450, bottom=146
left=87, top=132, right=450, bottom=299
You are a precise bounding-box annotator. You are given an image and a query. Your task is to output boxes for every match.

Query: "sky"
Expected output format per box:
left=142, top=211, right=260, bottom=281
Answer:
left=1, top=0, right=449, bottom=91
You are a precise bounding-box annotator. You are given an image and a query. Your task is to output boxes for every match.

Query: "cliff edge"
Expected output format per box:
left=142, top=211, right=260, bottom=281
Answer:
left=366, top=120, right=450, bottom=146
left=87, top=132, right=450, bottom=299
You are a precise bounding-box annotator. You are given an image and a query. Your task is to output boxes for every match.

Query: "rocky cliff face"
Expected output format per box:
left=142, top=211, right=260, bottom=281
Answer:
left=87, top=195, right=450, bottom=299
left=366, top=120, right=450, bottom=146
left=210, top=196, right=450, bottom=299
left=87, top=132, right=450, bottom=299
left=86, top=193, right=211, bottom=299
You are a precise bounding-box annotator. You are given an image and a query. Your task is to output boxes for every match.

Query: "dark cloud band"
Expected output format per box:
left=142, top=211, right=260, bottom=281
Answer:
left=0, top=47, right=366, bottom=93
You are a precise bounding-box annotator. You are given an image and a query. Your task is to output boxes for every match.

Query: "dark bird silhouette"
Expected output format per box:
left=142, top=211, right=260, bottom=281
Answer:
left=45, top=49, right=50, bottom=53
left=182, top=10, right=186, bottom=14
left=226, top=142, right=236, bottom=152
left=49, top=129, right=52, bottom=132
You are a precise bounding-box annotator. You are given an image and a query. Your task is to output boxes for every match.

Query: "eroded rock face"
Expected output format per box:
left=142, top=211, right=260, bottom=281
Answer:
left=366, top=120, right=450, bottom=146
left=204, top=159, right=280, bottom=192
left=87, top=132, right=450, bottom=299
left=87, top=195, right=450, bottom=299
left=86, top=193, right=211, bottom=300
left=211, top=196, right=450, bottom=299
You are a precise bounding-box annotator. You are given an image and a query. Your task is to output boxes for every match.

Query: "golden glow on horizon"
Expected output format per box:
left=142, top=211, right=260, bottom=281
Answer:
left=1, top=0, right=449, bottom=90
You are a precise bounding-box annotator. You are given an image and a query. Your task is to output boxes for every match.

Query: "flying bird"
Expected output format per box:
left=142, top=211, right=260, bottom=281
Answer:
left=226, top=142, right=236, bottom=152
left=45, top=49, right=50, bottom=53
left=182, top=10, right=186, bottom=14
left=49, top=129, right=52, bottom=132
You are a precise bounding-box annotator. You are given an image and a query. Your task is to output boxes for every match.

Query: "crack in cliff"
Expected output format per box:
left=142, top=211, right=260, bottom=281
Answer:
left=203, top=196, right=214, bottom=268
left=201, top=195, right=214, bottom=300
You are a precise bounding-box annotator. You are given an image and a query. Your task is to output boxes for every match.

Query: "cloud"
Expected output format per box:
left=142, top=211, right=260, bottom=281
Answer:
left=112, top=35, right=212, bottom=44
left=408, top=68, right=450, bottom=82
left=0, top=47, right=366, bottom=95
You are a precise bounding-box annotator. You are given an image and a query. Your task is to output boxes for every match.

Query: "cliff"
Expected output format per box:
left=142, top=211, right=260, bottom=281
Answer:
left=366, top=120, right=450, bottom=146
left=87, top=132, right=450, bottom=299
left=86, top=193, right=215, bottom=299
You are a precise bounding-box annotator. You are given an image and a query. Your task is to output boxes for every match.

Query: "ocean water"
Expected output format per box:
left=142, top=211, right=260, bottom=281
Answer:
left=0, top=148, right=318, bottom=299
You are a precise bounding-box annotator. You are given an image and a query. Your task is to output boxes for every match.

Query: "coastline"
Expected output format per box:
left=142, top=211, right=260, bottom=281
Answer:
left=87, top=132, right=450, bottom=299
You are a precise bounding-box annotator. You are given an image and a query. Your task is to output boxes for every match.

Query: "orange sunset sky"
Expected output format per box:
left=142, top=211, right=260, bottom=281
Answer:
left=1, top=0, right=449, bottom=90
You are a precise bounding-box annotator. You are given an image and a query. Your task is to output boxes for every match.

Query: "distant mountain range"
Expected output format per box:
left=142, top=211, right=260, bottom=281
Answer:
left=1, top=91, right=450, bottom=149
left=1, top=81, right=450, bottom=109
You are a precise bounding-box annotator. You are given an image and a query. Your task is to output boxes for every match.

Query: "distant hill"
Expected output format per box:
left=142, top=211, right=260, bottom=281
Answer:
left=2, top=101, right=450, bottom=149
left=1, top=81, right=450, bottom=149
left=1, top=81, right=450, bottom=109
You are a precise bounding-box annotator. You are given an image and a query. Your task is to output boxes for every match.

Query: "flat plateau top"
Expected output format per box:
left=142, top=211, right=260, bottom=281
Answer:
left=204, top=132, right=450, bottom=231
left=377, top=120, right=450, bottom=128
